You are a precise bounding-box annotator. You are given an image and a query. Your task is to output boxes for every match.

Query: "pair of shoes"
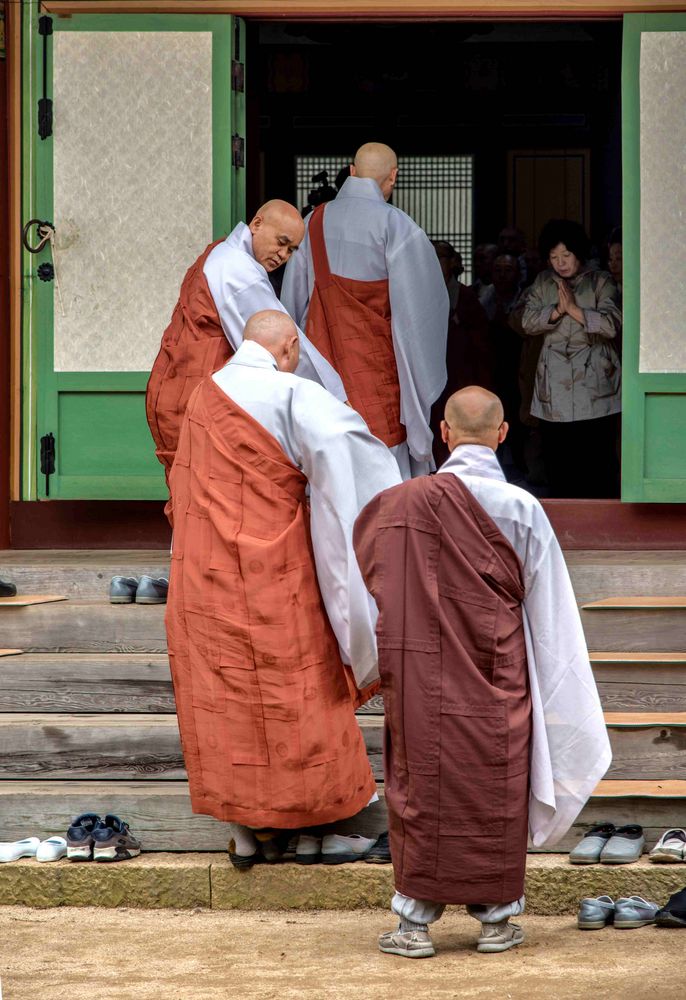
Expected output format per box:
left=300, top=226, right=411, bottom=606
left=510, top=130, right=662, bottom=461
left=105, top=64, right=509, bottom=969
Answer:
left=0, top=579, right=17, bottom=598
left=649, top=828, right=686, bottom=863
left=378, top=919, right=524, bottom=959
left=577, top=895, right=659, bottom=929
left=365, top=831, right=392, bottom=864
left=294, top=833, right=378, bottom=865
left=67, top=813, right=141, bottom=862
left=109, top=576, right=168, bottom=604
left=0, top=837, right=67, bottom=863
left=569, top=823, right=645, bottom=864
left=655, top=888, right=686, bottom=927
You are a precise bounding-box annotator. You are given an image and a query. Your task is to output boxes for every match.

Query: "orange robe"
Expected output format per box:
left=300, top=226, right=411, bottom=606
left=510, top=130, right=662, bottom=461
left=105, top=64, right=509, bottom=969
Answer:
left=165, top=377, right=377, bottom=828
left=305, top=205, right=406, bottom=448
left=146, top=241, right=232, bottom=480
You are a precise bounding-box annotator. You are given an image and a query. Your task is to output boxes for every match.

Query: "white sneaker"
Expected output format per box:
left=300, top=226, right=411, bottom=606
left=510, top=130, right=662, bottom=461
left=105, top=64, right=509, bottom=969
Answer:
left=0, top=838, right=40, bottom=863
left=649, top=829, right=686, bottom=863
left=36, top=837, right=68, bottom=863
left=476, top=919, right=525, bottom=953
left=321, top=833, right=377, bottom=864
left=295, top=834, right=322, bottom=865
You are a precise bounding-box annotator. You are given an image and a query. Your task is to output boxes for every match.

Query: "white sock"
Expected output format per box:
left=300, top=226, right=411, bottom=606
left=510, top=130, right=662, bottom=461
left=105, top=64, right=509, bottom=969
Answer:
left=228, top=823, right=257, bottom=857
left=399, top=918, right=429, bottom=933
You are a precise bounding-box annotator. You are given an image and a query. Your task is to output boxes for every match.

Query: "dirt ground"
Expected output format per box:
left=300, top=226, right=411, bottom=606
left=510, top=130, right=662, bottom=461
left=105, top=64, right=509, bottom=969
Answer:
left=0, top=906, right=683, bottom=1000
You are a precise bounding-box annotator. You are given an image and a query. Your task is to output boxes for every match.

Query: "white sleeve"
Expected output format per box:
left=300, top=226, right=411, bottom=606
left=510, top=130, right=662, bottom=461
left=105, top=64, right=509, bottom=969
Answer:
left=281, top=230, right=312, bottom=328
left=291, top=383, right=402, bottom=688
left=387, top=225, right=448, bottom=463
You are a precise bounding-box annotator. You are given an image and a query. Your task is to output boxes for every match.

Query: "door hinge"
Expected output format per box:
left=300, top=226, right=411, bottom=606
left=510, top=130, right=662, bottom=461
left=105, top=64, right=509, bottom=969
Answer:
left=232, top=61, right=245, bottom=93
left=40, top=433, right=56, bottom=497
left=38, top=16, right=53, bottom=140
left=232, top=134, right=245, bottom=168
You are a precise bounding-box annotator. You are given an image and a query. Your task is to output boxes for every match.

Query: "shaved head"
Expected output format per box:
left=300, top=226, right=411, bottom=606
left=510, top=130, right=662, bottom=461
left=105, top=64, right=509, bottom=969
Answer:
left=351, top=143, right=399, bottom=201
left=243, top=310, right=300, bottom=373
left=248, top=200, right=305, bottom=272
left=442, top=386, right=507, bottom=454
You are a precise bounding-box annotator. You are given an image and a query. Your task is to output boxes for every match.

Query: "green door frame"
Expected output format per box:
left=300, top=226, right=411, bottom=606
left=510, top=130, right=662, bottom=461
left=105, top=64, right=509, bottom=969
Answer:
left=21, top=9, right=244, bottom=499
left=622, top=13, right=686, bottom=501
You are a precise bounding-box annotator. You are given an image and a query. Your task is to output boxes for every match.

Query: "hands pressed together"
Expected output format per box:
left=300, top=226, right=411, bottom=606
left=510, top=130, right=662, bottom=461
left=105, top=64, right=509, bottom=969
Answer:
left=550, top=279, right=584, bottom=325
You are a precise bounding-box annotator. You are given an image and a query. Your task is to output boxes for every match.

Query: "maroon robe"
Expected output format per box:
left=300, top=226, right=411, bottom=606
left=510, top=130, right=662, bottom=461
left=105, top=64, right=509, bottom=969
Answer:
left=354, top=473, right=531, bottom=904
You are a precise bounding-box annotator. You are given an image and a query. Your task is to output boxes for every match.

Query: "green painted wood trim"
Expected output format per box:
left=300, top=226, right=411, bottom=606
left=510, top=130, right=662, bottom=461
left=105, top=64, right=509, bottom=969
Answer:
left=231, top=17, right=246, bottom=227
left=621, top=13, right=686, bottom=503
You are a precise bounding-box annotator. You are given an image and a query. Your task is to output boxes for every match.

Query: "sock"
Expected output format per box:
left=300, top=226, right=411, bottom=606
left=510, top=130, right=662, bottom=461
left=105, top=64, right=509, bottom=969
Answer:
left=399, top=918, right=429, bottom=934
left=228, top=823, right=257, bottom=857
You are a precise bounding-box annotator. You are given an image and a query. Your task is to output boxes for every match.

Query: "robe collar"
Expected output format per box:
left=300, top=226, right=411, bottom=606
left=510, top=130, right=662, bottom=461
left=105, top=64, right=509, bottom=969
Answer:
left=336, top=175, right=386, bottom=204
left=225, top=221, right=264, bottom=269
left=228, top=339, right=278, bottom=371
left=438, top=444, right=507, bottom=483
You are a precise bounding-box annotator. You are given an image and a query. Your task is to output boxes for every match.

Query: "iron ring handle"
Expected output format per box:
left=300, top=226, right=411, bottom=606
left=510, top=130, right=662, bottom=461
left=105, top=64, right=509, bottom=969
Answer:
left=22, top=218, right=54, bottom=254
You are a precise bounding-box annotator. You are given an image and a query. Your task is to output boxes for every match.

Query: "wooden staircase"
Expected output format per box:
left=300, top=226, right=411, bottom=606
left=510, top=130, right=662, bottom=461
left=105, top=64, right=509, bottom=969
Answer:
left=1, top=550, right=685, bottom=852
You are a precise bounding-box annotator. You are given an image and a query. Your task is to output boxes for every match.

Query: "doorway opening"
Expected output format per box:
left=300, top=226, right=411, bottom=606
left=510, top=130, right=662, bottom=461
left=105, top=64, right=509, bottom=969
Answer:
left=248, top=20, right=624, bottom=499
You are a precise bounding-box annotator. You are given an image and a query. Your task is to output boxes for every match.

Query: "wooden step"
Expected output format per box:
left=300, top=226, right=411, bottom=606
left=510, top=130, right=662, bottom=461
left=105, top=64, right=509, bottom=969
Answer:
left=0, top=550, right=170, bottom=600
left=0, top=600, right=167, bottom=653
left=593, top=655, right=686, bottom=712
left=591, top=652, right=686, bottom=663
left=564, top=551, right=686, bottom=604
left=1, top=779, right=686, bottom=855
left=580, top=606, right=686, bottom=652
left=583, top=596, right=686, bottom=609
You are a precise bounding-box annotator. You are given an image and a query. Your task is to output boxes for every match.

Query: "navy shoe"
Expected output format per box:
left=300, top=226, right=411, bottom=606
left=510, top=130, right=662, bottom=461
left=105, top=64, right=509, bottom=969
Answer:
left=109, top=577, right=138, bottom=604
left=365, top=831, right=392, bottom=864
left=92, top=815, right=141, bottom=862
left=655, top=887, right=686, bottom=928
left=136, top=576, right=169, bottom=605
left=66, top=812, right=101, bottom=861
left=0, top=580, right=17, bottom=598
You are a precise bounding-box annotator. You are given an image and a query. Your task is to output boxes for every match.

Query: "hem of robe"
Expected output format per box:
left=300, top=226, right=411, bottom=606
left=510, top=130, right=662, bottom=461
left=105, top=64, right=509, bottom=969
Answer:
left=392, top=873, right=527, bottom=908
left=187, top=771, right=378, bottom=829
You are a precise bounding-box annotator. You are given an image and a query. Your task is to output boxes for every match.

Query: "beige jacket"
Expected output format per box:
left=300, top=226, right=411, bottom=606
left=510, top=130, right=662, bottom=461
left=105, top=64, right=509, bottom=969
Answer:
left=521, top=267, right=621, bottom=422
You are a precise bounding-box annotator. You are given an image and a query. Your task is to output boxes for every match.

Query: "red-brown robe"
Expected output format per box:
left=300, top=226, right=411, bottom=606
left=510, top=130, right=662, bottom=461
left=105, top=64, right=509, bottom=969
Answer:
left=146, top=241, right=232, bottom=481
left=354, top=473, right=531, bottom=904
left=305, top=204, right=406, bottom=449
left=165, top=377, right=376, bottom=828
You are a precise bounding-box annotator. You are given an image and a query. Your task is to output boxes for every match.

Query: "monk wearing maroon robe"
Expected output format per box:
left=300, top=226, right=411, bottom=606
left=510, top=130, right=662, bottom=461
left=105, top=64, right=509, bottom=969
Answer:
left=354, top=386, right=610, bottom=959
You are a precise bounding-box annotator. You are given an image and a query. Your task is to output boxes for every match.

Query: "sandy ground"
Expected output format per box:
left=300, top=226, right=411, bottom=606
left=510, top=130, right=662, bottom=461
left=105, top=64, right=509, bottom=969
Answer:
left=0, top=906, right=683, bottom=1000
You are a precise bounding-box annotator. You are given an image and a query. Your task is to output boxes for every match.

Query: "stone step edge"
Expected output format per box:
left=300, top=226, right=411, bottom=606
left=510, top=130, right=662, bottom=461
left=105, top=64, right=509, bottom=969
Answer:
left=1, top=854, right=684, bottom=914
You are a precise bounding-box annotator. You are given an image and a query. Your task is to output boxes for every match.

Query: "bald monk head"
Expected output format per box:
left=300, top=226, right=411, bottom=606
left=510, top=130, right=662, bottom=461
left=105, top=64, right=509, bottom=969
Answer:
left=441, top=386, right=509, bottom=454
left=249, top=200, right=305, bottom=273
left=351, top=142, right=399, bottom=201
left=243, top=310, right=300, bottom=373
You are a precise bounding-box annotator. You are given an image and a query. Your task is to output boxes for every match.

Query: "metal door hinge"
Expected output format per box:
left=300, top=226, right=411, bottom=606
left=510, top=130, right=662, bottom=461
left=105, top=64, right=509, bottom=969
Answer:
left=38, top=16, right=53, bottom=140
left=232, top=61, right=245, bottom=93
left=232, top=134, right=245, bottom=168
left=40, top=433, right=56, bottom=496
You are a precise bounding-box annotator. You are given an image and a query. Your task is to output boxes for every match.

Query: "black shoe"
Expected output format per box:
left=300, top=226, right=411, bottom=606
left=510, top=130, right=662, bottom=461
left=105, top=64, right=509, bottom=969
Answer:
left=66, top=812, right=101, bottom=862
left=655, top=887, right=686, bottom=927
left=92, top=814, right=142, bottom=862
left=0, top=580, right=17, bottom=598
left=364, top=831, right=392, bottom=864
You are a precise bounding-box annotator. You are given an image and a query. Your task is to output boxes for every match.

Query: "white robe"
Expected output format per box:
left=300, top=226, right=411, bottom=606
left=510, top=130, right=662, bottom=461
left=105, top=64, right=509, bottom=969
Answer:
left=437, top=444, right=612, bottom=847
left=281, top=176, right=449, bottom=476
left=204, top=222, right=345, bottom=401
left=213, top=340, right=403, bottom=691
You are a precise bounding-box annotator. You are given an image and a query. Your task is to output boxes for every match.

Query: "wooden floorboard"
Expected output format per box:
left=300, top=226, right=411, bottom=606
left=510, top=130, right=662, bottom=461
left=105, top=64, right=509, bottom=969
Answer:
left=584, top=596, right=686, bottom=609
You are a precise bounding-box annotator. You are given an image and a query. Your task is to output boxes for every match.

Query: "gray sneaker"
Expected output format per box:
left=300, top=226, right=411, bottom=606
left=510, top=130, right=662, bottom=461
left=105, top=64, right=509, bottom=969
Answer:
left=600, top=825, right=645, bottom=864
left=578, top=895, right=615, bottom=929
left=614, top=895, right=660, bottom=928
left=378, top=927, right=435, bottom=959
left=92, top=814, right=141, bottom=862
left=649, top=828, right=686, bottom=863
left=136, top=575, right=169, bottom=605
left=569, top=822, right=616, bottom=864
left=109, top=576, right=138, bottom=604
left=476, top=919, right=525, bottom=953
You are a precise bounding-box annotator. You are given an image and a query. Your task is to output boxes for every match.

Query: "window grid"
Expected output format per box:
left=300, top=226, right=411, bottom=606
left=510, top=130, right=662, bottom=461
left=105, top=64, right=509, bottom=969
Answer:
left=295, top=154, right=474, bottom=283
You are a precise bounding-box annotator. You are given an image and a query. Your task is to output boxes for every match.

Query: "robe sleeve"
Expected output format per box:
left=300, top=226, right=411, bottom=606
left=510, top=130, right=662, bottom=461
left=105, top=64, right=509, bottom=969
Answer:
left=280, top=225, right=312, bottom=328
left=521, top=508, right=612, bottom=846
left=582, top=273, right=622, bottom=340
left=520, top=274, right=560, bottom=336
left=387, top=226, right=449, bottom=464
left=291, top=382, right=402, bottom=691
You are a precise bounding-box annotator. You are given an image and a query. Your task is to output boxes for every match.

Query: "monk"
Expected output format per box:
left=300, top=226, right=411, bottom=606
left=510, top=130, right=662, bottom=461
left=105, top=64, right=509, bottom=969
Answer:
left=166, top=310, right=402, bottom=868
left=354, top=386, right=611, bottom=959
left=146, top=200, right=344, bottom=480
left=281, top=142, right=449, bottom=480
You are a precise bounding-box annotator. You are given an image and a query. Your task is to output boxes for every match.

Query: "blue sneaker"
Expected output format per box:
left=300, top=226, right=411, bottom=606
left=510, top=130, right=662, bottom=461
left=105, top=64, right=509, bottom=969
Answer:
left=136, top=576, right=168, bottom=605
left=578, top=895, right=615, bottom=929
left=614, top=896, right=660, bottom=928
left=109, top=577, right=138, bottom=604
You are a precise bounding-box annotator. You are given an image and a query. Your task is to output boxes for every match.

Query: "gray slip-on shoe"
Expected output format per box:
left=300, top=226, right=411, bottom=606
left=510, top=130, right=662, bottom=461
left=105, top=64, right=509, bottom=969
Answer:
left=135, top=575, right=169, bottom=605
left=600, top=824, right=645, bottom=865
left=295, top=834, right=322, bottom=865
left=321, top=833, right=377, bottom=864
left=0, top=579, right=17, bottom=598
left=569, top=822, right=616, bottom=864
left=614, top=895, right=660, bottom=928
left=109, top=576, right=138, bottom=604
left=378, top=928, right=435, bottom=959
left=476, top=919, right=525, bottom=953
left=649, top=828, right=686, bottom=864
left=578, top=895, right=615, bottom=930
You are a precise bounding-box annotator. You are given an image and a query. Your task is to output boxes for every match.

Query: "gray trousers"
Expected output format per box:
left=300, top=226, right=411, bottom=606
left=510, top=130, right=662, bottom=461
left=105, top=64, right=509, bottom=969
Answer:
left=392, top=892, right=526, bottom=925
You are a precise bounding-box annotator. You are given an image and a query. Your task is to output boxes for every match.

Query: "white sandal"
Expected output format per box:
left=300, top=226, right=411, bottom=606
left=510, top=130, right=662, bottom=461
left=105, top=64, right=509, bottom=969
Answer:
left=0, top=837, right=40, bottom=863
left=36, top=837, right=68, bottom=862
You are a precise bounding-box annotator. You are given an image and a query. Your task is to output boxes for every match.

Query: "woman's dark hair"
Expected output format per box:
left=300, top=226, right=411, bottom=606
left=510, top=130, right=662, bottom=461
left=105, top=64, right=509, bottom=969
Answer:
left=538, top=219, right=591, bottom=264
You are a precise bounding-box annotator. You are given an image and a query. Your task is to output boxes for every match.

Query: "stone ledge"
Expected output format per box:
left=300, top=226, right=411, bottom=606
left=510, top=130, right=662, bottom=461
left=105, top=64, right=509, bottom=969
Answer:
left=1, top=854, right=684, bottom=913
